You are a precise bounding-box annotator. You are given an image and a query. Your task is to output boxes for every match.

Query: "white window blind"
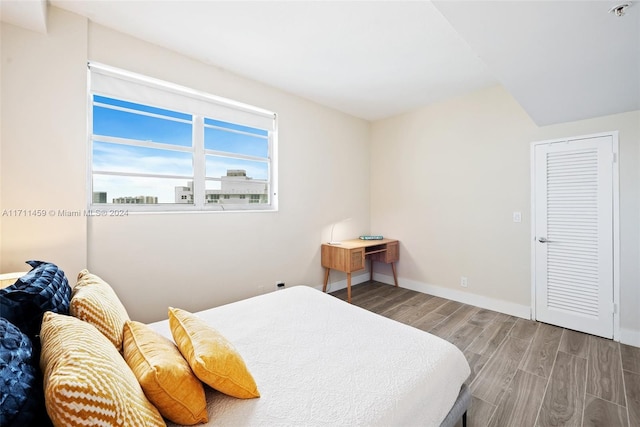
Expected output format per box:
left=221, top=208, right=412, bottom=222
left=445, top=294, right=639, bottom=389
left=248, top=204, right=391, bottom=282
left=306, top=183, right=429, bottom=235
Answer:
left=89, top=62, right=275, bottom=131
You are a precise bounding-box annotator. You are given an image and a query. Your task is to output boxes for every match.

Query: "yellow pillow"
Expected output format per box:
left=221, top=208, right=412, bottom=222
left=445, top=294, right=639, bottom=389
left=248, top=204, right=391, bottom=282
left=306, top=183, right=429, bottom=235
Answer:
left=123, top=320, right=208, bottom=425
left=40, top=312, right=164, bottom=427
left=70, top=269, right=130, bottom=351
left=169, top=307, right=260, bottom=399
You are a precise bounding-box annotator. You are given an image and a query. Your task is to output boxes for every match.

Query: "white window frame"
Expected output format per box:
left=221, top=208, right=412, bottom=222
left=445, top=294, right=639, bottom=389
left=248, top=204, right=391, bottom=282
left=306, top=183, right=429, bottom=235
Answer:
left=87, top=62, right=278, bottom=213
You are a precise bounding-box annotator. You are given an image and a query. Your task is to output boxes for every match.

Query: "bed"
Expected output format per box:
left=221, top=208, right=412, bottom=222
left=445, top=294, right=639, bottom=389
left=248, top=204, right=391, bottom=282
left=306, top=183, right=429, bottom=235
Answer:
left=148, top=286, right=471, bottom=427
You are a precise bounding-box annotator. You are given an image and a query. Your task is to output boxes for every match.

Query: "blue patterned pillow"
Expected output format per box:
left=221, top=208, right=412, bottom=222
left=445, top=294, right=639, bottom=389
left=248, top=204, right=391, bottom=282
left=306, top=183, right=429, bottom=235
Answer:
left=0, top=261, right=71, bottom=347
left=0, top=317, right=41, bottom=427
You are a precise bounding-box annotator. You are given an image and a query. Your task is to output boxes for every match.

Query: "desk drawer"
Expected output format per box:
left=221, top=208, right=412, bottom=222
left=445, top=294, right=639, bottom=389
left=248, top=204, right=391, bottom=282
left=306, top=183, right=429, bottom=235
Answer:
left=321, top=246, right=365, bottom=273
left=350, top=248, right=365, bottom=271
left=386, top=241, right=399, bottom=262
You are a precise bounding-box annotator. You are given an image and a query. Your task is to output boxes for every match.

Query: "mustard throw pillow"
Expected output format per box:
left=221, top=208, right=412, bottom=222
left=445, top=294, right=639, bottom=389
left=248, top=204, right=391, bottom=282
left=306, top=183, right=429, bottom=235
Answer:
left=168, top=307, right=260, bottom=399
left=123, top=320, right=208, bottom=425
left=40, top=312, right=164, bottom=427
left=70, top=269, right=130, bottom=351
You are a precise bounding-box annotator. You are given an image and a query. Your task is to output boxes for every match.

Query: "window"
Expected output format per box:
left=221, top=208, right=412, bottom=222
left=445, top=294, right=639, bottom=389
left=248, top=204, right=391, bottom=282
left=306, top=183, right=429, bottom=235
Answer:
left=88, top=63, right=277, bottom=212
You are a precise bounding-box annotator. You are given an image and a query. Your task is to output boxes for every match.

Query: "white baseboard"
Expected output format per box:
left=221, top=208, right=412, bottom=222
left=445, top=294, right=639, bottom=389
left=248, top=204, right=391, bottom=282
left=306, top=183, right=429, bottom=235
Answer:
left=373, top=273, right=531, bottom=320
left=315, top=272, right=640, bottom=347
left=314, top=272, right=639, bottom=348
left=311, top=272, right=371, bottom=294
left=620, top=327, right=640, bottom=347
left=376, top=274, right=640, bottom=346
left=314, top=272, right=530, bottom=320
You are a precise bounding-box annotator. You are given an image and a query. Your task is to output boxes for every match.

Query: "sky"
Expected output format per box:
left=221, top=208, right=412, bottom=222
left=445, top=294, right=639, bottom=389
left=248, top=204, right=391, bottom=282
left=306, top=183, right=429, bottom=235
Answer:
left=92, top=96, right=269, bottom=203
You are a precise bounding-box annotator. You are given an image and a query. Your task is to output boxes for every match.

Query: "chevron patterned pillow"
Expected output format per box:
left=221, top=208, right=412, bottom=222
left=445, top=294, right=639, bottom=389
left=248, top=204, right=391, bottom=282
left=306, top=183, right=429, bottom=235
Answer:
left=70, top=269, right=130, bottom=351
left=40, top=312, right=164, bottom=427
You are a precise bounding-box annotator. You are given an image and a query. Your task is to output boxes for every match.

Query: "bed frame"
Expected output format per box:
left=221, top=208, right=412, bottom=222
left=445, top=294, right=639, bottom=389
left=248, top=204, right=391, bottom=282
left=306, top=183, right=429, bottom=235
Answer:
left=440, top=384, right=470, bottom=427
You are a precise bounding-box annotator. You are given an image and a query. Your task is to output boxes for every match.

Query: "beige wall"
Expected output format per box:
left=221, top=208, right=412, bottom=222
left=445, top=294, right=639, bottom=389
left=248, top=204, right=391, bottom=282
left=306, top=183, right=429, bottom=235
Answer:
left=0, top=24, right=3, bottom=269
left=371, top=85, right=640, bottom=344
left=1, top=8, right=371, bottom=322
left=1, top=7, right=88, bottom=279
left=371, top=86, right=536, bottom=313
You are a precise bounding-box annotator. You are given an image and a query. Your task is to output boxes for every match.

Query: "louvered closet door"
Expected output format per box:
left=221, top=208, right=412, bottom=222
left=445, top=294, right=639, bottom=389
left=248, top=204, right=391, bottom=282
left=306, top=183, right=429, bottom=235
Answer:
left=534, top=136, right=613, bottom=338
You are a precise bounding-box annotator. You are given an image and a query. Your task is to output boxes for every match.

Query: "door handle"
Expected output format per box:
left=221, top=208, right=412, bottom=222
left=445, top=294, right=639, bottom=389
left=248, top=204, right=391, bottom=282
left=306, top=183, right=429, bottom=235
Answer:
left=538, top=237, right=555, bottom=243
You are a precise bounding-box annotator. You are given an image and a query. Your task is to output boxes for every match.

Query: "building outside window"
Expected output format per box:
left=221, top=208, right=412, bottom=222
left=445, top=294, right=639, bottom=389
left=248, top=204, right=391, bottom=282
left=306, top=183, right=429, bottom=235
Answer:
left=177, top=173, right=263, bottom=205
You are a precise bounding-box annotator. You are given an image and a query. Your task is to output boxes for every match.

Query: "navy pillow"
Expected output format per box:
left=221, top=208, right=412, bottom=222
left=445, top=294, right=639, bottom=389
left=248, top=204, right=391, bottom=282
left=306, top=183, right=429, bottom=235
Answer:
left=0, top=261, right=71, bottom=348
left=0, top=317, right=41, bottom=427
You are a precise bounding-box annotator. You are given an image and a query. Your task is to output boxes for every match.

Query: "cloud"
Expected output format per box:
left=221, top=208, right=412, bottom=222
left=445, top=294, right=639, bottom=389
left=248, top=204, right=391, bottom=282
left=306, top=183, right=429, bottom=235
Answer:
left=93, top=143, right=193, bottom=176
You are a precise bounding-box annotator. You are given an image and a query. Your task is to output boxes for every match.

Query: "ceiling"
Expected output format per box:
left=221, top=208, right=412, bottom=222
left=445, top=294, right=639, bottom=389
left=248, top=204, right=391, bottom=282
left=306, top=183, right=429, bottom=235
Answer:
left=2, top=1, right=638, bottom=125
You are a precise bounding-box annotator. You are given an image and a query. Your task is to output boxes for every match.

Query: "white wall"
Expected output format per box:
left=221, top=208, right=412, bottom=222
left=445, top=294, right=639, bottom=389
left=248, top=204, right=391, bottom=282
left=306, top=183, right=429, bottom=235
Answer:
left=371, top=85, right=640, bottom=345
left=1, top=8, right=371, bottom=322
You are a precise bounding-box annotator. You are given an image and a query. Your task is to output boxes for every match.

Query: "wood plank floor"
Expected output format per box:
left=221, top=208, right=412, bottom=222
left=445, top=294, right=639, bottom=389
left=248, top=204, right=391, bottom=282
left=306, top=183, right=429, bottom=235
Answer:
left=330, top=282, right=639, bottom=427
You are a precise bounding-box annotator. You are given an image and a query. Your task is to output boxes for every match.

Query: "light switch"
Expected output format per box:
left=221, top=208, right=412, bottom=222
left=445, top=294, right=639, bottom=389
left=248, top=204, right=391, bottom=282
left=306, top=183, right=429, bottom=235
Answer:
left=513, top=211, right=522, bottom=223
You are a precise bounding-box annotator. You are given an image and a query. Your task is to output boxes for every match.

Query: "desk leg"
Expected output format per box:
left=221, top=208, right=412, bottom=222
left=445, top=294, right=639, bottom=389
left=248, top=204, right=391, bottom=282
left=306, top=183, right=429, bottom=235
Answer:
left=347, top=272, right=352, bottom=303
left=323, top=268, right=330, bottom=293
left=370, top=259, right=374, bottom=282
left=391, top=262, right=398, bottom=287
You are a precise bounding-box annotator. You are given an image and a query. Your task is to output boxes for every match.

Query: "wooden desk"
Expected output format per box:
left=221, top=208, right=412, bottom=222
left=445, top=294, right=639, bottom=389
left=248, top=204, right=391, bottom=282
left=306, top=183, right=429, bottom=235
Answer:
left=321, top=238, right=399, bottom=303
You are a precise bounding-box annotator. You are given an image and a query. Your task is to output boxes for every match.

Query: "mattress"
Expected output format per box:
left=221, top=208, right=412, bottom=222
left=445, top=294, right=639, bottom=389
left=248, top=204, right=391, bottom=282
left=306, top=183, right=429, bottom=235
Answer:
left=148, top=286, right=470, bottom=426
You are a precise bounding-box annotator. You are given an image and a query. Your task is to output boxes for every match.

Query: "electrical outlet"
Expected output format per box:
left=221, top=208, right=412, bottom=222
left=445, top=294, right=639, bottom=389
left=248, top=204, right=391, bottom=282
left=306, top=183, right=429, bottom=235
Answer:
left=460, top=276, right=468, bottom=288
left=513, top=211, right=522, bottom=223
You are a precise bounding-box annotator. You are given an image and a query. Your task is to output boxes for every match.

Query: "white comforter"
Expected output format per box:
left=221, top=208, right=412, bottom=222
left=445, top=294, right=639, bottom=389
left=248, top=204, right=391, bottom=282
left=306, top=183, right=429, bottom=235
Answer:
left=148, top=286, right=470, bottom=427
